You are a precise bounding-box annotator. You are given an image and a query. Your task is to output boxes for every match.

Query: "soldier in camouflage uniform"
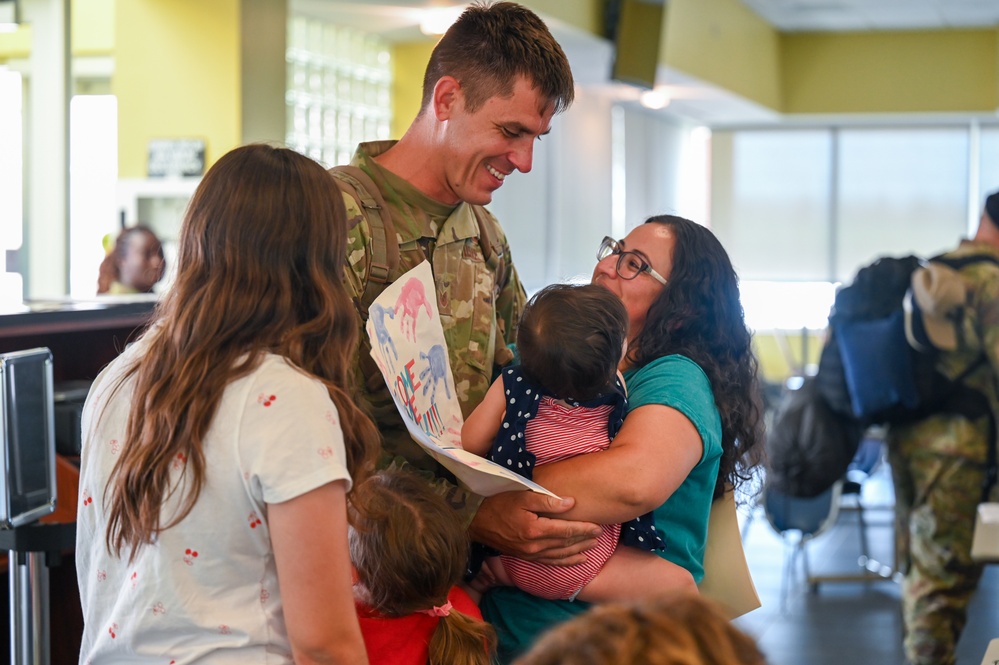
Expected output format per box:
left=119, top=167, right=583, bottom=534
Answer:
left=887, top=191, right=999, bottom=665
left=334, top=2, right=603, bottom=566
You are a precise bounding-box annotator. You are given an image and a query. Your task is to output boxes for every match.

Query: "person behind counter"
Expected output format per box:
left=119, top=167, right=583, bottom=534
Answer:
left=76, top=144, right=380, bottom=664
left=97, top=224, right=166, bottom=295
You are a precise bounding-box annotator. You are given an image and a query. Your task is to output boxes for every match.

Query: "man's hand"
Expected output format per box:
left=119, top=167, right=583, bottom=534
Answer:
left=469, top=491, right=602, bottom=567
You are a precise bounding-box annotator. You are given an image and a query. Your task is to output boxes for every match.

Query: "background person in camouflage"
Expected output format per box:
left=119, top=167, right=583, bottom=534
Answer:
left=336, top=2, right=603, bottom=566
left=887, top=190, right=999, bottom=665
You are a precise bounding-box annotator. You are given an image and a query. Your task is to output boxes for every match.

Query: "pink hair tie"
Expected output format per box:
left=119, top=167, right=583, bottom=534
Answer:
left=419, top=601, right=452, bottom=618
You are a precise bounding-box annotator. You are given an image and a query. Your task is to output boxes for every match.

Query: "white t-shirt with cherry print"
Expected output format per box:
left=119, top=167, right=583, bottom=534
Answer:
left=76, top=340, right=352, bottom=664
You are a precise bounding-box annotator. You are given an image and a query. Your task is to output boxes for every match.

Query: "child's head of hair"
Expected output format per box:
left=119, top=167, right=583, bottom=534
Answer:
left=517, top=283, right=628, bottom=400
left=349, top=468, right=468, bottom=615
left=513, top=592, right=768, bottom=665
left=349, top=469, right=495, bottom=665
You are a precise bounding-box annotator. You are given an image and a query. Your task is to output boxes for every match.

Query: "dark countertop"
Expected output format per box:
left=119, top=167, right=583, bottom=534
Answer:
left=0, top=297, right=158, bottom=337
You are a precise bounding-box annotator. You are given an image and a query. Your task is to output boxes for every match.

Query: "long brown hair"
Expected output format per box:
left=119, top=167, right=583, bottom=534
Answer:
left=350, top=469, right=496, bottom=665
left=629, top=215, right=765, bottom=500
left=104, top=144, right=379, bottom=560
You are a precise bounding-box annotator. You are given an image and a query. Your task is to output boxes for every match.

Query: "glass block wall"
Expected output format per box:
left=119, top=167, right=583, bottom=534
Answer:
left=286, top=16, right=392, bottom=167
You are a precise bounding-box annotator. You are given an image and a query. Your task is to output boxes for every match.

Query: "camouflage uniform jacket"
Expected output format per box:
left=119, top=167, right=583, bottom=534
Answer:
left=337, top=140, right=528, bottom=486
left=889, top=240, right=999, bottom=470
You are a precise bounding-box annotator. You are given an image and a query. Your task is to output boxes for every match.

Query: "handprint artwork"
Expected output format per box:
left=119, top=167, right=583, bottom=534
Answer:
left=364, top=261, right=558, bottom=499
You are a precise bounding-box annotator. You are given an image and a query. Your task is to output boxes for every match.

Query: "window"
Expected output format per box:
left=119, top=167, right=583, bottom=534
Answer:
left=712, top=124, right=984, bottom=331
left=286, top=17, right=391, bottom=168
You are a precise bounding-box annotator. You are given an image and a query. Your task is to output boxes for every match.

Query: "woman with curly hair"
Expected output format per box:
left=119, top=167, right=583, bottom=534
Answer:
left=474, top=215, right=765, bottom=662
left=76, top=144, right=380, bottom=664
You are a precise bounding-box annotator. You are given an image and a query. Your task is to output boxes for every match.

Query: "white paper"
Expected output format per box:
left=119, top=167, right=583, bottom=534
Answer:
left=365, top=261, right=558, bottom=498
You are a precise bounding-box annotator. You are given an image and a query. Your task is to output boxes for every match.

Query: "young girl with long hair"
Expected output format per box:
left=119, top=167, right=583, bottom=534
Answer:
left=76, top=144, right=380, bottom=665
left=350, top=469, right=496, bottom=665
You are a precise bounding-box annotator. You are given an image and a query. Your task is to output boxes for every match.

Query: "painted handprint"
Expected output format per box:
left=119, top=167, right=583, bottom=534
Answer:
left=419, top=344, right=452, bottom=403
left=369, top=302, right=397, bottom=363
left=395, top=277, right=432, bottom=342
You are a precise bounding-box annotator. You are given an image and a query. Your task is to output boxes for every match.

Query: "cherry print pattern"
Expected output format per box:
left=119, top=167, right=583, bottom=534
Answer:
left=151, top=602, right=166, bottom=616
left=183, top=548, right=199, bottom=566
left=260, top=588, right=270, bottom=604
left=108, top=623, right=118, bottom=639
left=219, top=625, right=231, bottom=635
left=82, top=490, right=93, bottom=507
left=247, top=512, right=262, bottom=529
left=257, top=393, right=277, bottom=407
left=324, top=409, right=338, bottom=425
left=96, top=570, right=107, bottom=582
left=318, top=447, right=335, bottom=459
left=109, top=439, right=121, bottom=455
left=130, top=571, right=138, bottom=588
left=172, top=452, right=186, bottom=470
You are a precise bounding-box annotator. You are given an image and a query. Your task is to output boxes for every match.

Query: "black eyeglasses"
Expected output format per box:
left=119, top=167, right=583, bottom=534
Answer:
left=596, top=237, right=667, bottom=285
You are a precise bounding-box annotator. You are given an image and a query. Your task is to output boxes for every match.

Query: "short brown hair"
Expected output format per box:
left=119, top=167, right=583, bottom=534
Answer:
left=517, top=283, right=628, bottom=401
left=514, top=593, right=768, bottom=665
left=421, top=1, right=574, bottom=115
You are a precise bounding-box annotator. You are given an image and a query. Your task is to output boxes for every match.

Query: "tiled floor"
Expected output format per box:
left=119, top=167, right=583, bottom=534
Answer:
left=733, top=458, right=999, bottom=665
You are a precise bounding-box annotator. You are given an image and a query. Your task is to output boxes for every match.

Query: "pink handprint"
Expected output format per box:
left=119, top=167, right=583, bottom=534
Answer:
left=395, top=278, right=433, bottom=341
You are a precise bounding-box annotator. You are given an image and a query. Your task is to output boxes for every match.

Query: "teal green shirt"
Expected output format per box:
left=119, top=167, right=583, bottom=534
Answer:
left=480, top=355, right=722, bottom=663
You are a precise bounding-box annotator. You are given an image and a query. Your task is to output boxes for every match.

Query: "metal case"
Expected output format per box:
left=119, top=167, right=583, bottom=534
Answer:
left=0, top=348, right=57, bottom=528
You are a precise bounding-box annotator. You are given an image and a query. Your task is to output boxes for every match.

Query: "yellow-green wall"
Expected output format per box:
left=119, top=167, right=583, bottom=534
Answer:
left=663, top=0, right=782, bottom=111
left=391, top=40, right=435, bottom=139
left=753, top=331, right=825, bottom=385
left=114, top=0, right=241, bottom=177
left=782, top=29, right=999, bottom=113
left=0, top=0, right=114, bottom=62
left=73, top=0, right=114, bottom=55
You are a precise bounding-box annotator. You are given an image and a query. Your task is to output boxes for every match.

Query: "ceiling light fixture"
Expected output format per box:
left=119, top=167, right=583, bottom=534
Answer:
left=419, top=6, right=465, bottom=36
left=640, top=87, right=671, bottom=110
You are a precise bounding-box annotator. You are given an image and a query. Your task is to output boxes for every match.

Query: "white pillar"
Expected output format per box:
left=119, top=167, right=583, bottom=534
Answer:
left=23, top=0, right=70, bottom=299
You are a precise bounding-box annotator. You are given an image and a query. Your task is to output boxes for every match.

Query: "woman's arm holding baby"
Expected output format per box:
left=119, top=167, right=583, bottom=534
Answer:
left=531, top=403, right=703, bottom=524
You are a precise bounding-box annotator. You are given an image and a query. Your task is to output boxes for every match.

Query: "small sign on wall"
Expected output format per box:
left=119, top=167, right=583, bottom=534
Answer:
left=147, top=139, right=206, bottom=178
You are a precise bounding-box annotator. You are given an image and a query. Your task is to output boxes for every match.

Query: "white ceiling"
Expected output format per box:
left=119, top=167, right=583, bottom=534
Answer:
left=293, top=1, right=999, bottom=37
left=740, top=0, right=999, bottom=33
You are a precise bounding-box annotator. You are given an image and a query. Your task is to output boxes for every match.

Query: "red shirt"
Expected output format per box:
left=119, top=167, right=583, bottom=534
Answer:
left=356, top=586, right=482, bottom=665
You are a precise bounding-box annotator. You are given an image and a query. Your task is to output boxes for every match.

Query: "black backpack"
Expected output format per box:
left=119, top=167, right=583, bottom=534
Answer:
left=767, top=252, right=998, bottom=499
left=814, top=253, right=997, bottom=428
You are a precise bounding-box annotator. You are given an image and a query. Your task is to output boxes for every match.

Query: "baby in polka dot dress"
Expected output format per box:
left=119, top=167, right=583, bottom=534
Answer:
left=462, top=284, right=690, bottom=603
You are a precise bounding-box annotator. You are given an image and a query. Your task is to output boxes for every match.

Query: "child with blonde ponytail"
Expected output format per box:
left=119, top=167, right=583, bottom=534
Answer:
left=350, top=469, right=496, bottom=665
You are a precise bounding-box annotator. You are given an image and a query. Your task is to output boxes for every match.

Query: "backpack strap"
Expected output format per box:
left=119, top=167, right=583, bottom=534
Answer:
left=469, top=205, right=508, bottom=289
left=330, top=165, right=401, bottom=314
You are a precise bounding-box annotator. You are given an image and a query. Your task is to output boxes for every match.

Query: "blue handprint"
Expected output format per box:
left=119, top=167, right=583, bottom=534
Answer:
left=419, top=344, right=452, bottom=403
left=370, top=302, right=397, bottom=364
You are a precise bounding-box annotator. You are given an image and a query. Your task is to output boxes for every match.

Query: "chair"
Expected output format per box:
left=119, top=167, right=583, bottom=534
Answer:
left=763, top=479, right=843, bottom=610
left=839, top=433, right=898, bottom=580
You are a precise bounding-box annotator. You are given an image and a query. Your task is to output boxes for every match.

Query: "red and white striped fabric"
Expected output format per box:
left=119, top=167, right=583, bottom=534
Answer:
left=499, top=397, right=621, bottom=600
